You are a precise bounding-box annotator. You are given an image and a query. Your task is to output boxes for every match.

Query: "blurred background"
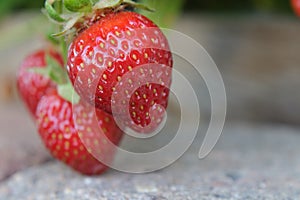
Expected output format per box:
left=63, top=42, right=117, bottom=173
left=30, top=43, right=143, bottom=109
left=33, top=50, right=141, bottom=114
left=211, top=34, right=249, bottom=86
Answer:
left=0, top=0, right=294, bottom=16
left=1, top=0, right=299, bottom=124
left=0, top=0, right=299, bottom=180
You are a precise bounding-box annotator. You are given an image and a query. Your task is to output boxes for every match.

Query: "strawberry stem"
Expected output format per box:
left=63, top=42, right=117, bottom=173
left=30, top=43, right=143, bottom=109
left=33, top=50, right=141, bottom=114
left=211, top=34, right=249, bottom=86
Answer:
left=42, top=0, right=79, bottom=104
left=55, top=0, right=78, bottom=103
left=55, top=0, right=68, bottom=63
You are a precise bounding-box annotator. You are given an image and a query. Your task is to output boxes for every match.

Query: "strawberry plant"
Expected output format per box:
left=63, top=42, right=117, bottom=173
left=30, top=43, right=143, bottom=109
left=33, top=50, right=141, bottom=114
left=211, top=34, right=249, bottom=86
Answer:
left=16, top=0, right=173, bottom=174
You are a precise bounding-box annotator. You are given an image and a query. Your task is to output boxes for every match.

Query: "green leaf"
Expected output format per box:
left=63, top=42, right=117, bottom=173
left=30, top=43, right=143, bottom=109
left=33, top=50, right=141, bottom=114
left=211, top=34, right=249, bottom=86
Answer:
left=29, top=53, right=67, bottom=85
left=29, top=52, right=80, bottom=104
left=45, top=54, right=67, bottom=84
left=93, top=0, right=122, bottom=9
left=58, top=83, right=80, bottom=104
left=47, top=33, right=60, bottom=45
left=52, top=13, right=84, bottom=37
left=44, top=0, right=66, bottom=22
left=64, top=0, right=93, bottom=12
left=93, top=0, right=153, bottom=11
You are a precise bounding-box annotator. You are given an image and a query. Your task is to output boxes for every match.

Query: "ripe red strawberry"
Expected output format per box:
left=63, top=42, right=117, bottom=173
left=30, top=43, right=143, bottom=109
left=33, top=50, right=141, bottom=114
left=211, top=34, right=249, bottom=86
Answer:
left=292, top=0, right=300, bottom=16
left=67, top=11, right=173, bottom=133
left=17, top=49, right=64, bottom=117
left=36, top=91, right=123, bottom=175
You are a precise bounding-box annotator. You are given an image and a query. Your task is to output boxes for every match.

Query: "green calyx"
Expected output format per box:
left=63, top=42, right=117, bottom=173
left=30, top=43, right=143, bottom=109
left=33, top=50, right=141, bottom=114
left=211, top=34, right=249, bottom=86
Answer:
left=30, top=54, right=67, bottom=85
left=29, top=53, right=80, bottom=104
left=44, top=0, right=153, bottom=36
left=93, top=0, right=154, bottom=12
left=44, top=0, right=66, bottom=22
left=57, top=82, right=80, bottom=104
left=64, top=0, right=93, bottom=12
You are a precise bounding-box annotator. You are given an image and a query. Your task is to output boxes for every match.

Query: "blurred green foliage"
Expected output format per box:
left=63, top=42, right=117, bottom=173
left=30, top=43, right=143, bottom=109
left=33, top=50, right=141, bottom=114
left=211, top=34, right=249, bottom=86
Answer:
left=185, top=0, right=292, bottom=13
left=0, top=0, right=294, bottom=19
left=0, top=0, right=43, bottom=18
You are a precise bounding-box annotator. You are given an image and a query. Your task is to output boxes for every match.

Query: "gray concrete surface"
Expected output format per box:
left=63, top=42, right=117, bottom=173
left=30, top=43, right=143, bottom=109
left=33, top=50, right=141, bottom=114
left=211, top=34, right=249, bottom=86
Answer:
left=0, top=104, right=51, bottom=181
left=1, top=123, right=300, bottom=200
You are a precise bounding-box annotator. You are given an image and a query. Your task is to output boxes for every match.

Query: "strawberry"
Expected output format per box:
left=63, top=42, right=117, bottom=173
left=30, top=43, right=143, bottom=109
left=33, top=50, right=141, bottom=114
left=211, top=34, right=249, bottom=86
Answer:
left=67, top=11, right=173, bottom=133
left=292, top=0, right=300, bottom=17
left=36, top=91, right=123, bottom=175
left=17, top=49, right=64, bottom=117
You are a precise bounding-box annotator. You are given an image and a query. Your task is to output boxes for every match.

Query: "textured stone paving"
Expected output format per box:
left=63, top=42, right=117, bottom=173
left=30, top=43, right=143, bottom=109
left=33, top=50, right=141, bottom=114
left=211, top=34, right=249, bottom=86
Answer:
left=1, top=123, right=300, bottom=200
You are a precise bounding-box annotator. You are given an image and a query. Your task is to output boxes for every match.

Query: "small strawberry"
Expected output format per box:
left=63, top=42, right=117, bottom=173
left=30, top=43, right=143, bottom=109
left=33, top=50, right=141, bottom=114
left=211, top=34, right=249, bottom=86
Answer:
left=36, top=91, right=123, bottom=175
left=17, top=49, right=64, bottom=117
left=292, top=0, right=300, bottom=17
left=67, top=11, right=173, bottom=133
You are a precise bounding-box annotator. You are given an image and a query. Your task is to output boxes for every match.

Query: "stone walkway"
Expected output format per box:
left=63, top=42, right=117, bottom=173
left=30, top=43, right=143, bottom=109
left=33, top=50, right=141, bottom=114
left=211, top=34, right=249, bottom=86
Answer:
left=1, top=123, right=300, bottom=200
